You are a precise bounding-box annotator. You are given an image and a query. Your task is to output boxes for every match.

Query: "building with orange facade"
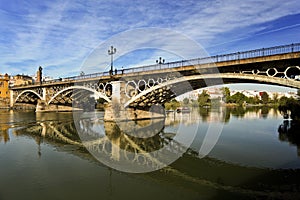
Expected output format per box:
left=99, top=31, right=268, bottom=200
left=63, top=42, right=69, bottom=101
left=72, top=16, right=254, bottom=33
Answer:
left=0, top=74, right=9, bottom=98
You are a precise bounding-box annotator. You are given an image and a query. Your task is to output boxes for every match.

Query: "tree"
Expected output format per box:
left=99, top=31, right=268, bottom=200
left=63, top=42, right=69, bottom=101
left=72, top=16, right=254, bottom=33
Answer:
left=278, top=96, right=289, bottom=106
left=198, top=90, right=211, bottom=107
left=230, top=92, right=248, bottom=106
left=165, top=99, right=180, bottom=110
left=254, top=95, right=261, bottom=104
left=182, top=97, right=189, bottom=106
left=221, top=87, right=231, bottom=103
left=261, top=92, right=269, bottom=104
left=272, top=92, right=279, bottom=104
left=278, top=96, right=300, bottom=120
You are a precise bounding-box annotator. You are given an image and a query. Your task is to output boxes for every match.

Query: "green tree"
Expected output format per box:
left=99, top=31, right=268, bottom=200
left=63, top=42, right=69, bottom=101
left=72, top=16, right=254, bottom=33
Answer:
left=165, top=99, right=180, bottom=110
left=221, top=87, right=231, bottom=103
left=198, top=90, right=211, bottom=107
left=278, top=96, right=289, bottom=106
left=261, top=92, right=269, bottom=104
left=230, top=92, right=248, bottom=106
left=278, top=96, right=300, bottom=120
left=247, top=95, right=260, bottom=104
left=272, top=92, right=279, bottom=104
left=254, top=95, right=261, bottom=104
left=182, top=97, right=190, bottom=106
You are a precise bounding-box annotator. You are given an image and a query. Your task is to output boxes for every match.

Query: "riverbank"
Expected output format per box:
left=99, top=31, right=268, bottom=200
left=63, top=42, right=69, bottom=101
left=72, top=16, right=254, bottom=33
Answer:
left=224, top=102, right=279, bottom=107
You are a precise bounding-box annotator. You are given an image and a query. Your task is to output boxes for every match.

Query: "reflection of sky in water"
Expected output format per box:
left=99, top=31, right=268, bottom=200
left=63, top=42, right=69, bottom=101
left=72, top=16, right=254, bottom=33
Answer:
left=193, top=117, right=300, bottom=169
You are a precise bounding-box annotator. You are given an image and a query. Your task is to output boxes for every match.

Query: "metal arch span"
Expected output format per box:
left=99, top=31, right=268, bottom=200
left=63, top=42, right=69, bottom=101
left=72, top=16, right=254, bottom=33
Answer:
left=47, top=86, right=111, bottom=105
left=14, top=90, right=43, bottom=104
left=124, top=73, right=300, bottom=107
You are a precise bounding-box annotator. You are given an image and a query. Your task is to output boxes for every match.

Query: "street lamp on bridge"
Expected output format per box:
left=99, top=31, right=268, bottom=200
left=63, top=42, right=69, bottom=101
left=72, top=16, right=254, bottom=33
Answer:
left=156, top=57, right=165, bottom=69
left=156, top=57, right=165, bottom=64
left=108, top=46, right=117, bottom=75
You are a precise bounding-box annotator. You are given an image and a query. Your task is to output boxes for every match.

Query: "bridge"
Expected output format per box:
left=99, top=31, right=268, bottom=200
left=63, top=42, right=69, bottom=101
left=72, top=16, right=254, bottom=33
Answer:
left=10, top=43, right=300, bottom=120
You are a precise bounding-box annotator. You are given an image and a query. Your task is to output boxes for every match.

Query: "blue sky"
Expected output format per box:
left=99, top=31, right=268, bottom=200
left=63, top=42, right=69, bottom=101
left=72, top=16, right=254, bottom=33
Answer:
left=0, top=0, right=299, bottom=91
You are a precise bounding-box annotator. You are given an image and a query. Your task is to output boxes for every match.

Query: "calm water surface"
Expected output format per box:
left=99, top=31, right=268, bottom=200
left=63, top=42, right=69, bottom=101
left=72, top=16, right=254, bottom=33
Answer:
left=0, top=107, right=300, bottom=200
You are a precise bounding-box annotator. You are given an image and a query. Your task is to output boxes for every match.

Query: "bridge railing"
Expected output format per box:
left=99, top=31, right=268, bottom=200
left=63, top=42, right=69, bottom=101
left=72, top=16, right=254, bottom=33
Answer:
left=121, top=43, right=300, bottom=75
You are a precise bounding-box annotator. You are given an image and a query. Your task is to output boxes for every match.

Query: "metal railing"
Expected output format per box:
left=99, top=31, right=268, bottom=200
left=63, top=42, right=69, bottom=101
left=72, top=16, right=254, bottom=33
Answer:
left=14, top=43, right=300, bottom=86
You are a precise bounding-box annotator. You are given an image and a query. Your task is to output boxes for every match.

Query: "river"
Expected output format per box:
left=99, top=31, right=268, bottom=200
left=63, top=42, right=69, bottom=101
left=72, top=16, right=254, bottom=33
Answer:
left=0, top=107, right=299, bottom=200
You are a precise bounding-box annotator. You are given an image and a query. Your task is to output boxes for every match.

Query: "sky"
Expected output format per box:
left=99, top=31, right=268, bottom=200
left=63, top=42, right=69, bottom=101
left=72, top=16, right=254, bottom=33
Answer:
left=0, top=0, right=300, bottom=92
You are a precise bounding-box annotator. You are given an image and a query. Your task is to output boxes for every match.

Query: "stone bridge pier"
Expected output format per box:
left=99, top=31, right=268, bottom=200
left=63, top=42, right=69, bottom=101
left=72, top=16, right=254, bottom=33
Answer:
left=103, top=81, right=166, bottom=122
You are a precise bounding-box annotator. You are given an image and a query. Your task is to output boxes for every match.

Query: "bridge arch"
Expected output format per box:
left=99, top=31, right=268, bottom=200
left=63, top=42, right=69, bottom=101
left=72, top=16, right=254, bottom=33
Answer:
left=14, top=90, right=43, bottom=104
left=124, top=73, right=300, bottom=107
left=47, top=86, right=111, bottom=105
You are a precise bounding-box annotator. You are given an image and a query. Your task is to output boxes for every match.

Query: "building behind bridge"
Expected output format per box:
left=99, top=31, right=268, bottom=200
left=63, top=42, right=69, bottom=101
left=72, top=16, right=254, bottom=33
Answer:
left=10, top=74, right=33, bottom=87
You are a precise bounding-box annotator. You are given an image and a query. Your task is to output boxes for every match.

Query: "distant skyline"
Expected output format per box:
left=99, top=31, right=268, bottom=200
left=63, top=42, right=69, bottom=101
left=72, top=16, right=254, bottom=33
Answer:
left=0, top=0, right=300, bottom=92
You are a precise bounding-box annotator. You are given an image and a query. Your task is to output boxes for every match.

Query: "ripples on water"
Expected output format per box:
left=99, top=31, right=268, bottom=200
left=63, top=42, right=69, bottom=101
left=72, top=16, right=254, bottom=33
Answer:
left=0, top=107, right=300, bottom=200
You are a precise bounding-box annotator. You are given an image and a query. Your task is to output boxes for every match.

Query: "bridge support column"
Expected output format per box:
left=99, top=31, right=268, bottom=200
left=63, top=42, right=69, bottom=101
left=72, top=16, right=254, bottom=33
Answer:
left=104, top=81, right=165, bottom=121
left=10, top=90, right=14, bottom=108
left=42, top=88, right=47, bottom=101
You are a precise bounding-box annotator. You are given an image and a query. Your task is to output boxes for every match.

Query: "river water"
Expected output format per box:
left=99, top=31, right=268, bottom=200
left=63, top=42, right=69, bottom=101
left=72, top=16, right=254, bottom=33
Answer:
left=0, top=107, right=300, bottom=200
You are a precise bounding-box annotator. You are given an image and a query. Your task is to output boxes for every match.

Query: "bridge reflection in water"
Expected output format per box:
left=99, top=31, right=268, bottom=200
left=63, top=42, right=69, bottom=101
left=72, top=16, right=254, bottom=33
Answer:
left=7, top=108, right=300, bottom=199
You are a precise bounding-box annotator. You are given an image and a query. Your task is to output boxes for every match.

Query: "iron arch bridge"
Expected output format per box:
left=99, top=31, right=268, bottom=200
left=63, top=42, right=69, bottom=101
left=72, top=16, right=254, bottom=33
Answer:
left=10, top=43, right=300, bottom=117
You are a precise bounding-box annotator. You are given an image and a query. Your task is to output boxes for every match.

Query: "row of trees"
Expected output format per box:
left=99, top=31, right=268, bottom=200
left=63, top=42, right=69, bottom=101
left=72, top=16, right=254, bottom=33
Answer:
left=164, top=88, right=300, bottom=110
left=221, top=87, right=296, bottom=106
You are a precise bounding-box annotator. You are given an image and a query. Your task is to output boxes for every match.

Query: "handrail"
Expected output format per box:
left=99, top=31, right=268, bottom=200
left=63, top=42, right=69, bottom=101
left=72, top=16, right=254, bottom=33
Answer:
left=12, top=43, right=300, bottom=87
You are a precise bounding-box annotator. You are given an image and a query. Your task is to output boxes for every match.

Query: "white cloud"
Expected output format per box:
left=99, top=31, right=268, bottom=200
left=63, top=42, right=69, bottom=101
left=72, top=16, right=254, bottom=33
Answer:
left=174, top=0, right=300, bottom=42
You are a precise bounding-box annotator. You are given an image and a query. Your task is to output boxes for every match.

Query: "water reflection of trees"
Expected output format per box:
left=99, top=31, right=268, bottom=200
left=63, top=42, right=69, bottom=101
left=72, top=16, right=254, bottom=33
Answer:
left=225, top=106, right=271, bottom=119
left=278, top=120, right=300, bottom=156
left=198, top=107, right=210, bottom=122
left=197, top=106, right=274, bottom=124
left=165, top=106, right=279, bottom=126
